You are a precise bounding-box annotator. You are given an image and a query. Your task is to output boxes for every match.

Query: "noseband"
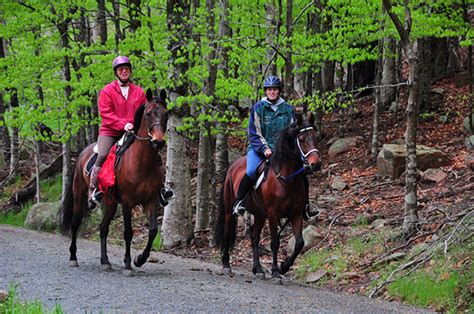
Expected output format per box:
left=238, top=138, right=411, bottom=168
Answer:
left=296, top=127, right=320, bottom=174
left=276, top=126, right=320, bottom=181
left=131, top=103, right=166, bottom=150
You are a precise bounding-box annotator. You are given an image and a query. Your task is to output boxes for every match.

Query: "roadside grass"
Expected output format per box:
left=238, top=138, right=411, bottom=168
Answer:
left=295, top=227, right=473, bottom=313
left=0, top=203, right=30, bottom=226
left=152, top=232, right=162, bottom=251
left=39, top=175, right=62, bottom=202
left=0, top=283, right=63, bottom=314
left=385, top=243, right=473, bottom=313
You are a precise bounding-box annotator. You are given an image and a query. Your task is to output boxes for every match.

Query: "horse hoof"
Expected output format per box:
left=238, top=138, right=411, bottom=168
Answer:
left=222, top=267, right=233, bottom=276
left=123, top=269, right=134, bottom=277
left=68, top=260, right=79, bottom=267
left=101, top=263, right=112, bottom=271
left=271, top=276, right=283, bottom=285
left=133, top=256, right=144, bottom=268
left=255, top=272, right=266, bottom=280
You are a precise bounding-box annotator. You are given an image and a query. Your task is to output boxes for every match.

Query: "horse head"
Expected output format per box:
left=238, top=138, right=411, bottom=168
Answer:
left=295, top=112, right=322, bottom=174
left=143, top=89, right=168, bottom=150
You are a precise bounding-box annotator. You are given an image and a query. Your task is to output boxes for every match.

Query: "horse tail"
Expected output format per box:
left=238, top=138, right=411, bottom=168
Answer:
left=60, top=169, right=75, bottom=235
left=215, top=175, right=237, bottom=252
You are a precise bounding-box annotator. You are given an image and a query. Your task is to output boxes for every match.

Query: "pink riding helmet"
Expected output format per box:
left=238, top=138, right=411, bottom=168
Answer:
left=112, top=56, right=132, bottom=71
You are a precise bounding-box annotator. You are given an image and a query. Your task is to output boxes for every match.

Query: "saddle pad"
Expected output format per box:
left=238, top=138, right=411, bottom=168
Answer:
left=85, top=153, right=98, bottom=175
left=254, top=171, right=265, bottom=189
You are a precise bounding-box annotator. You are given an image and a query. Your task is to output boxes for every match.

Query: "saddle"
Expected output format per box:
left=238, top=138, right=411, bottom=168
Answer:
left=253, top=160, right=270, bottom=190
left=85, top=133, right=135, bottom=175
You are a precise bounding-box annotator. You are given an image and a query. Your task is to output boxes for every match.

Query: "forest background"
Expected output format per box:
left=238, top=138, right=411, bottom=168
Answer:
left=0, top=0, right=473, bottom=312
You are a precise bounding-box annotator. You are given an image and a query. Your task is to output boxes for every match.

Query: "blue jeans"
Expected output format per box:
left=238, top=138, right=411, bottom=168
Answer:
left=246, top=149, right=265, bottom=180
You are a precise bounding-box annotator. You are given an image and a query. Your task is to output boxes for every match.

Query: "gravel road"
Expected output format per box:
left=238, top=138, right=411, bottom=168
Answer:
left=0, top=225, right=433, bottom=313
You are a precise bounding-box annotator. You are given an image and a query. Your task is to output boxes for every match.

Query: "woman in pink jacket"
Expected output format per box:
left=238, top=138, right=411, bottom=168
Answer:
left=88, top=56, right=146, bottom=208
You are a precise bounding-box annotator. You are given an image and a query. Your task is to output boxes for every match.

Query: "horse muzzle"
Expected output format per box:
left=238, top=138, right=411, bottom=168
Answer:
left=151, top=139, right=166, bottom=150
left=304, top=159, right=322, bottom=174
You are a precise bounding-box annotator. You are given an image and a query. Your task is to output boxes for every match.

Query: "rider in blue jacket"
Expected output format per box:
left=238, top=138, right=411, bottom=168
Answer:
left=233, top=75, right=313, bottom=220
left=233, top=75, right=311, bottom=217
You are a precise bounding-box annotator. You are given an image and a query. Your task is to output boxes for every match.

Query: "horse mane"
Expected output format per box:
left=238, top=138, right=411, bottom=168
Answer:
left=270, top=120, right=313, bottom=167
left=133, top=104, right=145, bottom=133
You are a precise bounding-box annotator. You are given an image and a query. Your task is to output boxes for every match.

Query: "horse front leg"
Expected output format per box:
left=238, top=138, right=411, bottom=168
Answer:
left=122, top=206, right=133, bottom=276
left=268, top=216, right=283, bottom=283
left=280, top=214, right=304, bottom=275
left=134, top=203, right=158, bottom=267
left=99, top=202, right=117, bottom=270
left=251, top=218, right=265, bottom=279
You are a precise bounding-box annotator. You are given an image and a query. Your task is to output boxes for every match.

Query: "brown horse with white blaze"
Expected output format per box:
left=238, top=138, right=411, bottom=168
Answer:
left=61, top=89, right=168, bottom=276
left=215, top=112, right=322, bottom=283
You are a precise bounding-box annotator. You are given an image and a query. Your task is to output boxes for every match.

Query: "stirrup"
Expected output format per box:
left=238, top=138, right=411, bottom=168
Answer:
left=160, top=186, right=175, bottom=206
left=88, top=188, right=102, bottom=209
left=232, top=199, right=246, bottom=216
left=304, top=203, right=317, bottom=221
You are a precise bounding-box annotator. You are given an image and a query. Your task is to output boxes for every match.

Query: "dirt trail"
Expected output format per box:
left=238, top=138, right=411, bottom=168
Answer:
left=0, top=225, right=433, bottom=313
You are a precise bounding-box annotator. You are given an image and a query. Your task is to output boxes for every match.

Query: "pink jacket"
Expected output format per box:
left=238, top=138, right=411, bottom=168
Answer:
left=98, top=80, right=146, bottom=137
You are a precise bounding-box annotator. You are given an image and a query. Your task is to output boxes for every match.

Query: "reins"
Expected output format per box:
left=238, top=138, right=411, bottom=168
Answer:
left=128, top=102, right=165, bottom=143
left=275, top=126, right=319, bottom=181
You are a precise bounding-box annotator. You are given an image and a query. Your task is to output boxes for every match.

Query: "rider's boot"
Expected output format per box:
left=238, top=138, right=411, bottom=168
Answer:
left=159, top=186, right=176, bottom=207
left=88, top=165, right=102, bottom=209
left=232, top=174, right=253, bottom=216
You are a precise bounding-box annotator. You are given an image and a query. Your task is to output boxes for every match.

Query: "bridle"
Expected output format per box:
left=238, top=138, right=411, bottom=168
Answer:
left=130, top=102, right=166, bottom=149
left=277, top=126, right=320, bottom=181
left=296, top=126, right=320, bottom=173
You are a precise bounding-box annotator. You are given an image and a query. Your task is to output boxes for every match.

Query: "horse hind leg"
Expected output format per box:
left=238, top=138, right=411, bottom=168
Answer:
left=134, top=203, right=158, bottom=268
left=69, top=185, right=88, bottom=267
left=221, top=213, right=236, bottom=276
left=99, top=202, right=118, bottom=271
left=122, top=206, right=134, bottom=276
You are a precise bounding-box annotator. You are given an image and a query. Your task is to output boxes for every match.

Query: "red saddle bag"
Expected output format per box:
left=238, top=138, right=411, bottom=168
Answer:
left=98, top=145, right=117, bottom=196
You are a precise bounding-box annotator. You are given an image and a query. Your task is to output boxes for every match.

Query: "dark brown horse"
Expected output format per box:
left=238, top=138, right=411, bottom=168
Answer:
left=61, top=89, right=168, bottom=276
left=215, top=113, right=321, bottom=283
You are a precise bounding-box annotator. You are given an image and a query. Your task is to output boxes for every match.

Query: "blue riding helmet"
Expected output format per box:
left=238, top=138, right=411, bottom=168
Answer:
left=263, top=75, right=282, bottom=90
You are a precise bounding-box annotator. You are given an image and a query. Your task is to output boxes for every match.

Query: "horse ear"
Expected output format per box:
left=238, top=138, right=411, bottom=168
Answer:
left=160, top=89, right=167, bottom=102
left=146, top=88, right=153, bottom=102
left=294, top=106, right=305, bottom=125
left=307, top=111, right=315, bottom=126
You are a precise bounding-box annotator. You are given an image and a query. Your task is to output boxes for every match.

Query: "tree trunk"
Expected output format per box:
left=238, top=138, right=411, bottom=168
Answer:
left=161, top=0, right=194, bottom=249
left=446, top=37, right=464, bottom=74
left=8, top=89, right=19, bottom=182
left=265, top=0, right=277, bottom=75
left=469, top=45, right=473, bottom=134
left=383, top=0, right=420, bottom=237
left=209, top=0, right=231, bottom=248
left=195, top=0, right=218, bottom=233
left=54, top=6, right=75, bottom=211
left=195, top=130, right=211, bottom=232
left=0, top=37, right=8, bottom=169
left=321, top=15, right=334, bottom=92
left=417, top=37, right=432, bottom=113
left=381, top=37, right=396, bottom=110
left=283, top=0, right=293, bottom=97
left=403, top=42, right=419, bottom=237
left=162, top=112, right=193, bottom=248
left=112, top=0, right=124, bottom=47
left=372, top=40, right=383, bottom=160
left=97, top=0, right=107, bottom=45
left=128, top=0, right=142, bottom=33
